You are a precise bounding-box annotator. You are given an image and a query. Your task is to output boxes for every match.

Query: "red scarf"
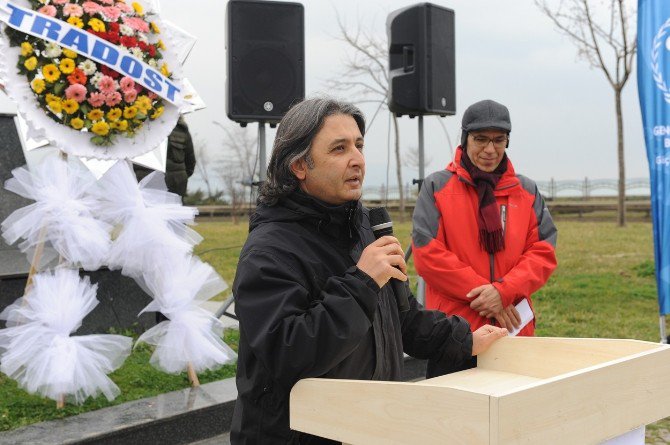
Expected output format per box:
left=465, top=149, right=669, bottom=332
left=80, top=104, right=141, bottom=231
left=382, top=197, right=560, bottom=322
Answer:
left=459, top=147, right=508, bottom=254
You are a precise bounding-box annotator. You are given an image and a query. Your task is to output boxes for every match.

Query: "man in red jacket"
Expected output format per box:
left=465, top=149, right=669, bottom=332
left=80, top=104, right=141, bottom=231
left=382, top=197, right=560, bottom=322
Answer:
left=412, top=99, right=557, bottom=336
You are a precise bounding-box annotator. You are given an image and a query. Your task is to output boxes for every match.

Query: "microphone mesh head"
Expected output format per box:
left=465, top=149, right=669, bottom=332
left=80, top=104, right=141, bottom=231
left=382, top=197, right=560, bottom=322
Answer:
left=369, top=207, right=391, bottom=227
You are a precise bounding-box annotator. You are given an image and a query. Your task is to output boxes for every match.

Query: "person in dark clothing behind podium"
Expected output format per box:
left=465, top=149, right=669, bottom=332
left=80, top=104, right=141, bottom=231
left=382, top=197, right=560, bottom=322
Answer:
left=230, top=97, right=508, bottom=444
left=134, top=116, right=196, bottom=201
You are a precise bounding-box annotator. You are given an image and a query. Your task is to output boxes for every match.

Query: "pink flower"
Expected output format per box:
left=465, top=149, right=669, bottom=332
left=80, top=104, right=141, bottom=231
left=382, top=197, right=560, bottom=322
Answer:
left=101, top=6, right=121, bottom=21
left=38, top=5, right=57, bottom=16
left=82, top=1, right=103, bottom=14
left=88, top=92, right=106, bottom=107
left=122, top=16, right=150, bottom=33
left=123, top=88, right=137, bottom=103
left=147, top=91, right=158, bottom=100
left=65, top=84, right=87, bottom=103
left=52, top=0, right=69, bottom=4
left=99, top=0, right=114, bottom=4
left=119, top=76, right=135, bottom=91
left=97, top=75, right=118, bottom=94
left=116, top=2, right=132, bottom=13
left=63, top=3, right=84, bottom=17
left=105, top=91, right=122, bottom=107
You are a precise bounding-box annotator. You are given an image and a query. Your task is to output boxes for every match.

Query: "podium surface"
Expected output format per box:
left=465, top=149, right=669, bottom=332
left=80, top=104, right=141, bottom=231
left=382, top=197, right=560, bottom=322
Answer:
left=290, top=337, right=670, bottom=444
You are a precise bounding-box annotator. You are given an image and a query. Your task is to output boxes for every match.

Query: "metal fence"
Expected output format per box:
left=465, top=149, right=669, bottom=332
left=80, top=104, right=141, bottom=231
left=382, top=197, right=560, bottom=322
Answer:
left=360, top=177, right=651, bottom=202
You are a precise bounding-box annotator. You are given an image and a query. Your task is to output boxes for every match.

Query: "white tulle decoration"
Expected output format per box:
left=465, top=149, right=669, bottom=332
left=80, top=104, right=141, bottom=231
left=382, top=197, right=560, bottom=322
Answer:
left=1, top=155, right=112, bottom=271
left=93, top=161, right=202, bottom=277
left=135, top=256, right=236, bottom=374
left=0, top=269, right=131, bottom=404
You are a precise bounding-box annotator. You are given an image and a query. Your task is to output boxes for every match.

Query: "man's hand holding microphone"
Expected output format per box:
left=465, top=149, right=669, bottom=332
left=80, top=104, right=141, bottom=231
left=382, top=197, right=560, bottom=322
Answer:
left=358, top=207, right=507, bottom=357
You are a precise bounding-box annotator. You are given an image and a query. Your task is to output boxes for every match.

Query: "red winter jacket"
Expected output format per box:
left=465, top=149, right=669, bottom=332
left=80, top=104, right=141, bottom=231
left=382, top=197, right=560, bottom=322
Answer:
left=412, top=148, right=557, bottom=335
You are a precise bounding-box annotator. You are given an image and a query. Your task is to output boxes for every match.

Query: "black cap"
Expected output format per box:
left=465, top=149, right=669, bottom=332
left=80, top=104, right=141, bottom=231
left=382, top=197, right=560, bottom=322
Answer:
left=461, top=100, right=511, bottom=133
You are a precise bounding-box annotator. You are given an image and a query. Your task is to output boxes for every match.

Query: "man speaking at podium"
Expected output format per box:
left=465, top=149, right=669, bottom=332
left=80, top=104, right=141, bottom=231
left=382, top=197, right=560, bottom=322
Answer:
left=230, top=98, right=507, bottom=444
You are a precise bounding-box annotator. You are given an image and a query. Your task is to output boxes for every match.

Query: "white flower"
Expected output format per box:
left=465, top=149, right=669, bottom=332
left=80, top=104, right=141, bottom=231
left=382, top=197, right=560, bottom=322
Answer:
left=148, top=58, right=158, bottom=67
left=130, top=47, right=144, bottom=60
left=137, top=33, right=149, bottom=44
left=43, top=42, right=62, bottom=58
left=90, top=72, right=104, bottom=88
left=120, top=24, right=134, bottom=36
left=77, top=59, right=97, bottom=76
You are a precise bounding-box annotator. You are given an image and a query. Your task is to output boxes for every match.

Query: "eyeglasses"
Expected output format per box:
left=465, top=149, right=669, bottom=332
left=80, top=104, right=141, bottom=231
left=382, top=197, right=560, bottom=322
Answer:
left=470, top=135, right=508, bottom=149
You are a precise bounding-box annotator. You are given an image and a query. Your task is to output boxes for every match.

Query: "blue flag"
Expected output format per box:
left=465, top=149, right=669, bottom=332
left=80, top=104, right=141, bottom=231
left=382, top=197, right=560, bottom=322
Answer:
left=638, top=0, right=670, bottom=315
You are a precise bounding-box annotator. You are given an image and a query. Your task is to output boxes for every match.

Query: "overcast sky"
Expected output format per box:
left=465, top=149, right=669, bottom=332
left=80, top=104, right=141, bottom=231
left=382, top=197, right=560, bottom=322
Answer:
left=0, top=0, right=647, bottom=193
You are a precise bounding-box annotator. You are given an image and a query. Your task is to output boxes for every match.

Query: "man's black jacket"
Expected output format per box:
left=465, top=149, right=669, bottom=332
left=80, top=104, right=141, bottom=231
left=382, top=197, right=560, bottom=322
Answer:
left=230, top=191, right=473, bottom=444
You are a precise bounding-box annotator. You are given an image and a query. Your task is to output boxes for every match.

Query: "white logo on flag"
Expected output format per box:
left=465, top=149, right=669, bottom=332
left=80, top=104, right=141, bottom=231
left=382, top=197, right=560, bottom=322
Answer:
left=652, top=17, right=670, bottom=105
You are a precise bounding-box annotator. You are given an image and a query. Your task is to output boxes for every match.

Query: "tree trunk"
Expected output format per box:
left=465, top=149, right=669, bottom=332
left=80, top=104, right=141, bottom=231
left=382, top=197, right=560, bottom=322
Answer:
left=615, top=88, right=626, bottom=227
left=392, top=115, right=405, bottom=222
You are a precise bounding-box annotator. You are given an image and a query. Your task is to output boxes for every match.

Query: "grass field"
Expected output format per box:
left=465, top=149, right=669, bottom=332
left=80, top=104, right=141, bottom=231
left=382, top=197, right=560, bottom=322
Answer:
left=2, top=214, right=669, bottom=442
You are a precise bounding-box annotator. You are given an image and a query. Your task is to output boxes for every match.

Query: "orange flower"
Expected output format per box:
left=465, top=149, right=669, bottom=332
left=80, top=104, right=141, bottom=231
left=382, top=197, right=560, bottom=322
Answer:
left=67, top=68, right=87, bottom=85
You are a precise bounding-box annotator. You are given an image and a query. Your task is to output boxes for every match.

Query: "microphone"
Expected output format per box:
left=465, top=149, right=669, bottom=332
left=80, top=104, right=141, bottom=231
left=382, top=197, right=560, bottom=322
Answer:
left=368, top=207, right=410, bottom=313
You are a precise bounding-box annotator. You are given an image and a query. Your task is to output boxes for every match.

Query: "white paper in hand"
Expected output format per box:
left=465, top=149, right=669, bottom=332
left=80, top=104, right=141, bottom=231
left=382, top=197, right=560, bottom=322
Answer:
left=508, top=299, right=534, bottom=336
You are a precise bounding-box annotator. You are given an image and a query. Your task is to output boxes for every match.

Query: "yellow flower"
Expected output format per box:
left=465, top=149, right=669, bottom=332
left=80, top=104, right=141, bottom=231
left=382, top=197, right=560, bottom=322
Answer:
left=62, top=99, right=79, bottom=115
left=123, top=106, right=138, bottom=119
left=150, top=22, right=160, bottom=34
left=30, top=78, right=45, bottom=94
left=62, top=49, right=78, bottom=59
left=117, top=120, right=129, bottom=131
left=132, top=2, right=144, bottom=15
left=70, top=117, right=84, bottom=130
left=23, top=56, right=37, bottom=71
left=45, top=93, right=59, bottom=104
left=20, top=42, right=33, bottom=57
left=88, top=18, right=106, bottom=32
left=91, top=121, right=110, bottom=136
left=59, top=58, right=75, bottom=74
left=160, top=63, right=169, bottom=77
left=67, top=17, right=84, bottom=28
left=87, top=109, right=104, bottom=121
left=157, top=39, right=165, bottom=50
left=42, top=64, right=61, bottom=82
left=150, top=106, right=164, bottom=119
left=107, top=108, right=122, bottom=122
left=135, top=96, right=152, bottom=113
left=47, top=99, right=62, bottom=114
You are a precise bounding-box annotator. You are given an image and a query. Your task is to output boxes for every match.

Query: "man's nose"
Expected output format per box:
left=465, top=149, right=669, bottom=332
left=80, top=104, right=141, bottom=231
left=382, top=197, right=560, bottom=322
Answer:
left=350, top=146, right=365, bottom=166
left=483, top=141, right=497, bottom=152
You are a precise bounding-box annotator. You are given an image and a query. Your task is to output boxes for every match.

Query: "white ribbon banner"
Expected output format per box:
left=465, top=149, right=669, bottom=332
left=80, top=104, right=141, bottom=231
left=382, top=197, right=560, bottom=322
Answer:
left=0, top=1, right=183, bottom=107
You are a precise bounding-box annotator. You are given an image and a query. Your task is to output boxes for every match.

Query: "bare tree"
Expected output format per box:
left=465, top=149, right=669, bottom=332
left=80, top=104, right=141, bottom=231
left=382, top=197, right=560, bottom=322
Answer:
left=192, top=133, right=216, bottom=200
left=214, top=122, right=258, bottom=223
left=326, top=13, right=407, bottom=221
left=535, top=0, right=636, bottom=226
left=403, top=146, right=434, bottom=172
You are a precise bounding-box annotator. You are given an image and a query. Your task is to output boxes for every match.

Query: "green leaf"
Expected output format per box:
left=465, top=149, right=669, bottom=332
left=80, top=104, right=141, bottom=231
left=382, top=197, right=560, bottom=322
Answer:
left=52, top=81, right=66, bottom=96
left=90, top=136, right=106, bottom=146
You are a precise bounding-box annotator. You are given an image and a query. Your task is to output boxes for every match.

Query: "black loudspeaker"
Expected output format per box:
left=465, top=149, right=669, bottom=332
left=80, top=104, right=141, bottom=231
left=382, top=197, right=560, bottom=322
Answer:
left=387, top=3, right=455, bottom=117
left=226, top=0, right=305, bottom=124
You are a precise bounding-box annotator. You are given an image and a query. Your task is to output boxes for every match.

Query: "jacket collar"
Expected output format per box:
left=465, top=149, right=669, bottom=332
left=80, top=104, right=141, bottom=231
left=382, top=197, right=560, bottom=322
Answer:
left=252, top=190, right=362, bottom=247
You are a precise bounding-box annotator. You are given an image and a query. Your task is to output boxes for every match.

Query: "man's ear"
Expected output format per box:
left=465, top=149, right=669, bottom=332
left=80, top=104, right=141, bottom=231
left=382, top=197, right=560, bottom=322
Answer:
left=290, top=158, right=307, bottom=180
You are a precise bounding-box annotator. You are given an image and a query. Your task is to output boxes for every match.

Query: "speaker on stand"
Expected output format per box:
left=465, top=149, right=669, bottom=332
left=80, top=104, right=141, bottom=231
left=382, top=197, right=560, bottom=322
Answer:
left=387, top=3, right=456, bottom=305
left=221, top=0, right=304, bottom=321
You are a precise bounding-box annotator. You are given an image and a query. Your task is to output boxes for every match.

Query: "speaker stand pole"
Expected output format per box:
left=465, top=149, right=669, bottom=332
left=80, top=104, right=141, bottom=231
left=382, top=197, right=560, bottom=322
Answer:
left=258, top=121, right=267, bottom=182
left=416, top=115, right=426, bottom=306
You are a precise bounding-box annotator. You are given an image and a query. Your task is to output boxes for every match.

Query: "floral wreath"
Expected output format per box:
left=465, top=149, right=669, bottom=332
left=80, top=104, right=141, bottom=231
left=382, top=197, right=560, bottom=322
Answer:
left=0, top=0, right=182, bottom=160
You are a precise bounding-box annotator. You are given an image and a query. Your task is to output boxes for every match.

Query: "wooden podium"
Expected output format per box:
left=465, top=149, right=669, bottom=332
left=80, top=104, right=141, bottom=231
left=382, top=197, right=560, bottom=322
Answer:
left=290, top=337, right=670, bottom=444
